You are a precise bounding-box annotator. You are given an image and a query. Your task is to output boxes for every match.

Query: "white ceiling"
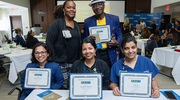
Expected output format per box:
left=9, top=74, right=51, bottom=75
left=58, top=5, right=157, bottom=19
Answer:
left=155, top=1, right=180, bottom=13
left=0, top=1, right=24, bottom=8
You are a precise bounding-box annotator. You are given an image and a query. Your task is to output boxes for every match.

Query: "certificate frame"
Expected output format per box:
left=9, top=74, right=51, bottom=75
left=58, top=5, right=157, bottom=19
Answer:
left=24, top=68, right=51, bottom=89
left=119, top=72, right=152, bottom=98
left=69, top=73, right=102, bottom=99
left=89, top=25, right=111, bottom=42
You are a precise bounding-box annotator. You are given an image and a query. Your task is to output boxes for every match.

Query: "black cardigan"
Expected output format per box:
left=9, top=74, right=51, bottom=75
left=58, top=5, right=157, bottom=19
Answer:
left=46, top=18, right=81, bottom=65
left=70, top=58, right=110, bottom=90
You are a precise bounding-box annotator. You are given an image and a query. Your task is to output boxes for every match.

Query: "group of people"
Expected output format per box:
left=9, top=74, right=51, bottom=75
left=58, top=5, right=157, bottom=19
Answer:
left=20, top=0, right=161, bottom=99
left=148, top=18, right=180, bottom=46
left=14, top=28, right=39, bottom=48
left=124, top=17, right=180, bottom=46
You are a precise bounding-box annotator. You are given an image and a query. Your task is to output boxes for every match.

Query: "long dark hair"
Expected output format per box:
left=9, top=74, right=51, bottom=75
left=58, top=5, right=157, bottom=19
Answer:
left=31, top=42, right=54, bottom=63
left=153, top=30, right=160, bottom=42
left=143, top=27, right=151, bottom=38
left=53, top=0, right=75, bottom=19
left=26, top=30, right=33, bottom=41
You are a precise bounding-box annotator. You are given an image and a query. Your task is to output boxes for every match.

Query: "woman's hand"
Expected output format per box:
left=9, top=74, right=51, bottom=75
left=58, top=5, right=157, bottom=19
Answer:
left=151, top=88, right=160, bottom=98
left=110, top=82, right=121, bottom=96
left=112, top=86, right=121, bottom=96
left=152, top=77, right=160, bottom=98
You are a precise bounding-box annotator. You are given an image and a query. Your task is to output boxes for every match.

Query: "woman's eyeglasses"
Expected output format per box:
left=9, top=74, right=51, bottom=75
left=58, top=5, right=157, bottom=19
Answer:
left=34, top=51, right=47, bottom=55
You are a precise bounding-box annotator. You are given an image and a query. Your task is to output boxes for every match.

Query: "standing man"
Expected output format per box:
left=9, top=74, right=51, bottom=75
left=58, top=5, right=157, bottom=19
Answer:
left=160, top=18, right=167, bottom=32
left=83, top=0, right=123, bottom=68
left=175, top=20, right=180, bottom=38
left=148, top=20, right=156, bottom=34
left=140, top=19, right=146, bottom=29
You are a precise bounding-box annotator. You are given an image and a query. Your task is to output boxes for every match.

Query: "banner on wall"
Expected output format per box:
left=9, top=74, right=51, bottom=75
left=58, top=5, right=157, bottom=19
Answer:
left=124, top=13, right=164, bottom=30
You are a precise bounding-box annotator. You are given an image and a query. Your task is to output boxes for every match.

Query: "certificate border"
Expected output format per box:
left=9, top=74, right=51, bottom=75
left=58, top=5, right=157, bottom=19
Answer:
left=24, top=68, right=51, bottom=89
left=69, top=73, right=102, bottom=99
left=89, top=25, right=111, bottom=42
left=119, top=72, right=152, bottom=98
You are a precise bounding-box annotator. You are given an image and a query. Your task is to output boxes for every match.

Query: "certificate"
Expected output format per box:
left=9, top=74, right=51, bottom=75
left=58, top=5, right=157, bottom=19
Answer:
left=119, top=72, right=152, bottom=97
left=24, top=68, right=51, bottom=88
left=89, top=25, right=111, bottom=42
left=69, top=73, right=102, bottom=99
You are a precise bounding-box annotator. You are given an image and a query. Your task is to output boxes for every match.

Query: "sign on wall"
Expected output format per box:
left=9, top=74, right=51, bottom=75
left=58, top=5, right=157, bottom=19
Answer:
left=124, top=13, right=164, bottom=29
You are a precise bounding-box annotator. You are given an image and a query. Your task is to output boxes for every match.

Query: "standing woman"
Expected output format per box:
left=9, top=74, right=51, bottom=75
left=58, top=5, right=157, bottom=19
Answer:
left=123, top=17, right=131, bottom=34
left=46, top=0, right=81, bottom=89
left=20, top=43, right=64, bottom=100
left=26, top=30, right=39, bottom=48
left=136, top=21, right=142, bottom=34
left=110, top=35, right=160, bottom=98
left=70, top=37, right=110, bottom=90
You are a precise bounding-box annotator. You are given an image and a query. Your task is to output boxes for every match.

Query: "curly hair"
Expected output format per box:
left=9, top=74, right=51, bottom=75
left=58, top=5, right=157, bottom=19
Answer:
left=53, top=0, right=75, bottom=19
left=53, top=5, right=64, bottom=19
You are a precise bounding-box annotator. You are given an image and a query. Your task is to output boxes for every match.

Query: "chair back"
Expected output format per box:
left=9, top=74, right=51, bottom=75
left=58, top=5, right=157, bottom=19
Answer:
left=146, top=40, right=158, bottom=51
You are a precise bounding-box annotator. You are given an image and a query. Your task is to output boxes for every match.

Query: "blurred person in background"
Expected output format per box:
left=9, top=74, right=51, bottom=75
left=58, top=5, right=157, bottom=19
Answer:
left=141, top=27, right=151, bottom=39
left=26, top=30, right=39, bottom=48
left=14, top=28, right=27, bottom=47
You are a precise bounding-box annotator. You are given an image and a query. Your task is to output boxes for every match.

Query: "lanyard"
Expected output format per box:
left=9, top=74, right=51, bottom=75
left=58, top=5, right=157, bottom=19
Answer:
left=121, top=58, right=127, bottom=72
left=83, top=62, right=97, bottom=73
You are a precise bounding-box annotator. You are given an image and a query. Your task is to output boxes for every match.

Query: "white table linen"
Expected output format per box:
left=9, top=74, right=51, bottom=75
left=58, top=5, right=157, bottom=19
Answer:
left=151, top=46, right=180, bottom=85
left=136, top=39, right=148, bottom=56
left=25, top=89, right=180, bottom=100
left=0, top=49, right=32, bottom=84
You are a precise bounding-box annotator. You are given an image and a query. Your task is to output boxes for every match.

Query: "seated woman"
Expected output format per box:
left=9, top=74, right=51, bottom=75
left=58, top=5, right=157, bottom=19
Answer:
left=20, top=42, right=64, bottom=100
left=141, top=27, right=151, bottom=39
left=70, top=37, right=110, bottom=90
left=149, top=30, right=163, bottom=47
left=26, top=30, right=39, bottom=48
left=14, top=28, right=27, bottom=47
left=149, top=30, right=160, bottom=42
left=110, top=35, right=160, bottom=98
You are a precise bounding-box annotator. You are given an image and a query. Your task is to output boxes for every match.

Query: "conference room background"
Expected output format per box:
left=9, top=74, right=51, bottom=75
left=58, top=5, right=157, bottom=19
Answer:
left=125, top=13, right=164, bottom=29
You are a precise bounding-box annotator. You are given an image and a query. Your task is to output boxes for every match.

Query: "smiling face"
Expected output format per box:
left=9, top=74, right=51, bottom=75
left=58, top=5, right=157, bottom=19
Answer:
left=92, top=2, right=104, bottom=16
left=121, top=41, right=137, bottom=60
left=34, top=46, right=49, bottom=65
left=82, top=43, right=96, bottom=60
left=63, top=1, right=76, bottom=19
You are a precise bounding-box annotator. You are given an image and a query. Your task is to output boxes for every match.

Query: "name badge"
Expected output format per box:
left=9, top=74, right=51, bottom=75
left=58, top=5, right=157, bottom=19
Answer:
left=62, top=30, right=72, bottom=38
